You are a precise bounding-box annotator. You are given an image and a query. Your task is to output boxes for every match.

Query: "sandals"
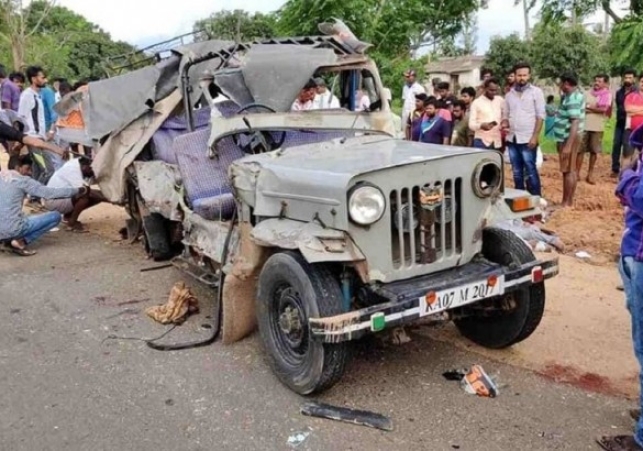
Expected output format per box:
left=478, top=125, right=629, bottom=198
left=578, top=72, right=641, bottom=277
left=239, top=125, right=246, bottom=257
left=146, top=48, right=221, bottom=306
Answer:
left=3, top=240, right=36, bottom=257
left=597, top=436, right=643, bottom=451
left=66, top=223, right=89, bottom=233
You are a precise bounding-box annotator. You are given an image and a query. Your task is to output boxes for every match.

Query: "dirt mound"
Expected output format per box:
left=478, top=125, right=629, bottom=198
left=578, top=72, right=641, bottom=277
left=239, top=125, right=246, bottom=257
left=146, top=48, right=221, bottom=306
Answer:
left=510, top=154, right=624, bottom=264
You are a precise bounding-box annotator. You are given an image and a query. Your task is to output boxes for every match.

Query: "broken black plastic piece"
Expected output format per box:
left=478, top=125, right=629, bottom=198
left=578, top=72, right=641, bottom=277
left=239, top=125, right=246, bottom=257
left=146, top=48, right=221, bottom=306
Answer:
left=300, top=402, right=393, bottom=431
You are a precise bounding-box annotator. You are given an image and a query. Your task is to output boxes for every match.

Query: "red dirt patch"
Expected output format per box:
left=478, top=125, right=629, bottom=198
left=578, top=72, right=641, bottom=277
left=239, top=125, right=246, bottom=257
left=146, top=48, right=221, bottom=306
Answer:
left=506, top=154, right=623, bottom=265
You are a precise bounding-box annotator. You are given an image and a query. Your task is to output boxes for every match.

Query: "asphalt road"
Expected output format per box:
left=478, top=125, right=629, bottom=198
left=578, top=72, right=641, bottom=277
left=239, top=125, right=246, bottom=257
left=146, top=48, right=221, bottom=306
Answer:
left=0, top=232, right=635, bottom=451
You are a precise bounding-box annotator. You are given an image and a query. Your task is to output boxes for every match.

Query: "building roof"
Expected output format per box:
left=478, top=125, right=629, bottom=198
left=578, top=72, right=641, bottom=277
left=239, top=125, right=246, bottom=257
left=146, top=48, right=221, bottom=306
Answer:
left=425, top=55, right=485, bottom=75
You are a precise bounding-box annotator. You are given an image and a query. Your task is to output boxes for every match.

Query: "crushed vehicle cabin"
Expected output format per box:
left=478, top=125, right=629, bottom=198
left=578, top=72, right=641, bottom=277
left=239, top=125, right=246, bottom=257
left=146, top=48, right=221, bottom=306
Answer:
left=56, top=21, right=559, bottom=395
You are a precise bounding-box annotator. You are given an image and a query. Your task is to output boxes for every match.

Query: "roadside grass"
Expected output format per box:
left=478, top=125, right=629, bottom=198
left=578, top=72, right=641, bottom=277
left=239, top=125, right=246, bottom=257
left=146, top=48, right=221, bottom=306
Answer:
left=540, top=116, right=616, bottom=155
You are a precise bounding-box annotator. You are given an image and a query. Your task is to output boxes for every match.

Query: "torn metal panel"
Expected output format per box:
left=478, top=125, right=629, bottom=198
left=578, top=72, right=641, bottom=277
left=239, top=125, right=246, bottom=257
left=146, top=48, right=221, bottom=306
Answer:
left=251, top=218, right=365, bottom=264
left=182, top=206, right=238, bottom=264
left=242, top=45, right=338, bottom=112
left=309, top=310, right=361, bottom=343
left=134, top=161, right=182, bottom=221
left=209, top=110, right=395, bottom=149
left=93, top=89, right=182, bottom=202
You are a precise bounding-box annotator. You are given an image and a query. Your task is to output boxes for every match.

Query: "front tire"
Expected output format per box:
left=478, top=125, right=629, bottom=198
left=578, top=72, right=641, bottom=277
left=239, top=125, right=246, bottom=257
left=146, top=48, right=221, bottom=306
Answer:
left=256, top=251, right=350, bottom=395
left=454, top=228, right=545, bottom=349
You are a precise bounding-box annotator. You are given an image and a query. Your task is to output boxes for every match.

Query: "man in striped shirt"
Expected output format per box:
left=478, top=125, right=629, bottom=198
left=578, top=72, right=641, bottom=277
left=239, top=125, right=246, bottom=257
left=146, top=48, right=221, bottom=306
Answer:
left=553, top=73, right=585, bottom=208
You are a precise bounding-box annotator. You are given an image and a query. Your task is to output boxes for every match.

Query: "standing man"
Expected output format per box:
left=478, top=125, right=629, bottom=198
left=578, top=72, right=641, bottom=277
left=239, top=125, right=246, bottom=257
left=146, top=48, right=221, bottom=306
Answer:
left=451, top=100, right=473, bottom=147
left=578, top=74, right=612, bottom=184
left=469, top=77, right=505, bottom=150
left=406, top=93, right=428, bottom=141
left=401, top=69, right=425, bottom=133
left=460, top=87, right=476, bottom=110
left=419, top=98, right=451, bottom=145
left=553, top=73, right=585, bottom=208
left=291, top=81, right=317, bottom=111
left=599, top=156, right=643, bottom=451
left=613, top=69, right=638, bottom=177
left=504, top=70, right=516, bottom=95
left=502, top=62, right=546, bottom=196
left=476, top=68, right=493, bottom=97
left=1, top=72, right=24, bottom=112
left=18, top=66, right=55, bottom=187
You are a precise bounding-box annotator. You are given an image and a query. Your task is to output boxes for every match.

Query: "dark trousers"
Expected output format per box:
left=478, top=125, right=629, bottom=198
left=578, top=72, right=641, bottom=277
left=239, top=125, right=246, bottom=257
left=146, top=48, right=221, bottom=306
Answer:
left=613, top=124, right=627, bottom=174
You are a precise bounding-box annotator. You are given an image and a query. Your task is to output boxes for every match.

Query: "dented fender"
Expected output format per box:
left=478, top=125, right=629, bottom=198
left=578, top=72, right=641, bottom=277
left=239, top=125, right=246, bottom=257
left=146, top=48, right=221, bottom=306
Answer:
left=250, top=218, right=366, bottom=264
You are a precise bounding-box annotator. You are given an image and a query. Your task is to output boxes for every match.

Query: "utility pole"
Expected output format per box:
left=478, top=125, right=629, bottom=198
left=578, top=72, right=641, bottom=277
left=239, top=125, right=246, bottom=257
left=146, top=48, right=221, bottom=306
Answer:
left=523, top=0, right=531, bottom=40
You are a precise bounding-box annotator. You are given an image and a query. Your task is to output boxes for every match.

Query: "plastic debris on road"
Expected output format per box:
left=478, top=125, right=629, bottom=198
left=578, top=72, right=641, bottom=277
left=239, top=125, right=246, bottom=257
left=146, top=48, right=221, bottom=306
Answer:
left=442, top=364, right=499, bottom=398
left=300, top=402, right=393, bottom=431
left=287, top=428, right=311, bottom=448
left=575, top=251, right=591, bottom=260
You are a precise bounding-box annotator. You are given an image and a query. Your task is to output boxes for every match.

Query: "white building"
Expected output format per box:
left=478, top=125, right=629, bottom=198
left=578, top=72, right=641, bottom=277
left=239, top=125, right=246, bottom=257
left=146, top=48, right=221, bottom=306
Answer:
left=425, top=55, right=486, bottom=94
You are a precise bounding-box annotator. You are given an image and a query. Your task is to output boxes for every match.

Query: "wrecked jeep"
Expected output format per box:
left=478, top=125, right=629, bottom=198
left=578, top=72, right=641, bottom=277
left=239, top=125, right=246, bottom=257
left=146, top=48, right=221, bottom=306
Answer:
left=61, top=24, right=559, bottom=395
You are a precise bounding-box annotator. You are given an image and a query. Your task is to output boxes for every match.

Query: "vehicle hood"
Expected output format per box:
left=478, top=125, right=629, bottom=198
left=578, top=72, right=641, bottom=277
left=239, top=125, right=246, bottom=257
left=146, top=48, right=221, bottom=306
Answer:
left=239, top=135, right=481, bottom=179
left=231, top=135, right=486, bottom=226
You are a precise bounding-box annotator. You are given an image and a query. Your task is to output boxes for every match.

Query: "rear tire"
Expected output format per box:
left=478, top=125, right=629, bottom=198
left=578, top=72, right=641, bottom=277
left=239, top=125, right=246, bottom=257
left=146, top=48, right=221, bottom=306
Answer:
left=454, top=228, right=545, bottom=349
left=256, top=251, right=350, bottom=395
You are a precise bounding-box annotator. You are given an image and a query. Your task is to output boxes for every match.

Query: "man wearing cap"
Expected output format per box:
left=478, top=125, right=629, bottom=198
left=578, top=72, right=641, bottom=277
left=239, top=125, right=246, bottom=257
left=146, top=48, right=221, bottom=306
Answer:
left=312, top=78, right=340, bottom=109
left=402, top=69, right=426, bottom=133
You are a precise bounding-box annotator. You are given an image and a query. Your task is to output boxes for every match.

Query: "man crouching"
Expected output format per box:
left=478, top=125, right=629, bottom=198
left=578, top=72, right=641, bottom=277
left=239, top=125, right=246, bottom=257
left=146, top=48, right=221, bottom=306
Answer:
left=44, top=157, right=105, bottom=232
left=0, top=155, right=83, bottom=256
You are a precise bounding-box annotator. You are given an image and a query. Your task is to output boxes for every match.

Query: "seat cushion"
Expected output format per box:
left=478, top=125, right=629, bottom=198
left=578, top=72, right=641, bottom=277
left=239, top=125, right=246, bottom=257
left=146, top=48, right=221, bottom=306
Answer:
left=192, top=194, right=237, bottom=221
left=174, top=127, right=245, bottom=220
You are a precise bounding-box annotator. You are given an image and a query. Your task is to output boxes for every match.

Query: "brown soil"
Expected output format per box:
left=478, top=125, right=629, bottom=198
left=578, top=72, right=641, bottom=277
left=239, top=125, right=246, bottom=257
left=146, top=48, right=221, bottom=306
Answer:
left=534, top=154, right=623, bottom=265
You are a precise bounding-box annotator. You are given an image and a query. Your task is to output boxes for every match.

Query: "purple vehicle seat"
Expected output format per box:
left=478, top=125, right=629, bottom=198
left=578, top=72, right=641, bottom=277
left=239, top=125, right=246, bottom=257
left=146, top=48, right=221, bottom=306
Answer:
left=151, top=101, right=240, bottom=165
left=174, top=127, right=245, bottom=221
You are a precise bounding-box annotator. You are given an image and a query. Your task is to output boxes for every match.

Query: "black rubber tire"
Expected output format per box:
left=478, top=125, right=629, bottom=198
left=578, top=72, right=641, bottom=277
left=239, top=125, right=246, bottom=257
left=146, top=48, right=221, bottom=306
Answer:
left=256, top=251, right=350, bottom=395
left=142, top=213, right=172, bottom=261
left=454, top=227, right=546, bottom=349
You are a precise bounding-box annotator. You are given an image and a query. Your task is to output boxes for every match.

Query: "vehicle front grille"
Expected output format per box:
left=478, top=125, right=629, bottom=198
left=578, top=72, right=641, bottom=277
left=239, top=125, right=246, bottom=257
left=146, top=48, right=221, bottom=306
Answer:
left=390, top=178, right=462, bottom=269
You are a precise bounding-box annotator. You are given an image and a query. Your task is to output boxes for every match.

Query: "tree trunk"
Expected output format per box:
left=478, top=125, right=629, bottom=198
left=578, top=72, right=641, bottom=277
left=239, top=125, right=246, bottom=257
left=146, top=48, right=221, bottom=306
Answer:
left=11, top=34, right=24, bottom=70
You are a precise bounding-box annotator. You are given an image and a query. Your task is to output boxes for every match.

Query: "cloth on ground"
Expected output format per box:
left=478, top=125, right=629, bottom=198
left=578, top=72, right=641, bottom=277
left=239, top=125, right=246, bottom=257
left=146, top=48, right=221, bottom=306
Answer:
left=495, top=219, right=561, bottom=250
left=145, top=282, right=199, bottom=324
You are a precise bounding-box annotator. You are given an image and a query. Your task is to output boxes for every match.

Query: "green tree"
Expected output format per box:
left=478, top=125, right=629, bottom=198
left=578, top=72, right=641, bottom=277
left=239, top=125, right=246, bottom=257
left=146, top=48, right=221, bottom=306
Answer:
left=273, top=0, right=486, bottom=97
left=275, top=0, right=487, bottom=58
left=483, top=33, right=531, bottom=78
left=530, top=22, right=609, bottom=83
left=193, top=9, right=278, bottom=42
left=24, top=0, right=136, bottom=79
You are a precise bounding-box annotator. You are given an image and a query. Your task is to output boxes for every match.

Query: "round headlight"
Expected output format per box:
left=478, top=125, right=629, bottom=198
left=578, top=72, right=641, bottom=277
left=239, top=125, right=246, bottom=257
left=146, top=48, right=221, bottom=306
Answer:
left=349, top=185, right=386, bottom=225
left=472, top=160, right=502, bottom=198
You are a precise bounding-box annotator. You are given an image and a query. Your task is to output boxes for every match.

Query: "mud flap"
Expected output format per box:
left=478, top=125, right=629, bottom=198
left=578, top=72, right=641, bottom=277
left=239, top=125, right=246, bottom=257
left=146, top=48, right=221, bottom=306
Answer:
left=221, top=274, right=258, bottom=344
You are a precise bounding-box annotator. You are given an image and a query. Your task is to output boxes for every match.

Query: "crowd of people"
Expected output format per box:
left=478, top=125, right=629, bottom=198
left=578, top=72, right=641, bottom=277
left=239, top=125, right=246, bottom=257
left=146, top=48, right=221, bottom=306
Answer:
left=0, top=64, right=104, bottom=256
left=399, top=64, right=635, bottom=209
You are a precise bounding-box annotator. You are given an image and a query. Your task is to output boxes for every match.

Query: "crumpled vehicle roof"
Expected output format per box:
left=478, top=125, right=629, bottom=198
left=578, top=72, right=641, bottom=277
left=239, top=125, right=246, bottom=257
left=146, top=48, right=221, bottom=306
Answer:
left=55, top=39, right=342, bottom=140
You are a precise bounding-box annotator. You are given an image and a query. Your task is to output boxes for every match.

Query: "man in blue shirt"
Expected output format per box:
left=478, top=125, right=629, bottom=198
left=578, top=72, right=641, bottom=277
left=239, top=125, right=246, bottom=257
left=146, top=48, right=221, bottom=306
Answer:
left=419, top=98, right=451, bottom=145
left=600, top=156, right=643, bottom=450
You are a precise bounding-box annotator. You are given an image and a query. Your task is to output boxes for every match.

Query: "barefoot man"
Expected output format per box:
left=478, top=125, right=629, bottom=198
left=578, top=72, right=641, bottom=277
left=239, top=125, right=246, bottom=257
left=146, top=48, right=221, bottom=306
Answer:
left=553, top=73, right=585, bottom=208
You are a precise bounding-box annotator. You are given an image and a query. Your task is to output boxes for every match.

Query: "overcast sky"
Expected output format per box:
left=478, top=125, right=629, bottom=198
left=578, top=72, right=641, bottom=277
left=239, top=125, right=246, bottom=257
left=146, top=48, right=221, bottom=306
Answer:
left=56, top=0, right=609, bottom=54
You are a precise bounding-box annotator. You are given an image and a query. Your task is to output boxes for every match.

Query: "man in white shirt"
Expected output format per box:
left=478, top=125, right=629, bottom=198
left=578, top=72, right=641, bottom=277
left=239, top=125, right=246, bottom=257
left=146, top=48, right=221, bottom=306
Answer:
left=312, top=78, right=340, bottom=109
left=401, top=69, right=426, bottom=132
left=18, top=65, right=56, bottom=188
left=469, top=77, right=506, bottom=150
left=43, top=157, right=104, bottom=231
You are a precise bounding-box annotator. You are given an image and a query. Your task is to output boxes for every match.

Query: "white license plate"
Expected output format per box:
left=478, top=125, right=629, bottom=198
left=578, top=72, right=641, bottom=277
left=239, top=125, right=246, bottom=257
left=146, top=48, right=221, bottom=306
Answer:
left=418, top=276, right=505, bottom=317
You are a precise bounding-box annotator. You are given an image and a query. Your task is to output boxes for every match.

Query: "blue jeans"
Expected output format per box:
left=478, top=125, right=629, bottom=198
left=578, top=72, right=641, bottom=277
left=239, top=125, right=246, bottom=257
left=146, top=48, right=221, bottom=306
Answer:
left=507, top=142, right=542, bottom=196
left=20, top=212, right=61, bottom=244
left=473, top=139, right=499, bottom=150
left=620, top=256, right=643, bottom=447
